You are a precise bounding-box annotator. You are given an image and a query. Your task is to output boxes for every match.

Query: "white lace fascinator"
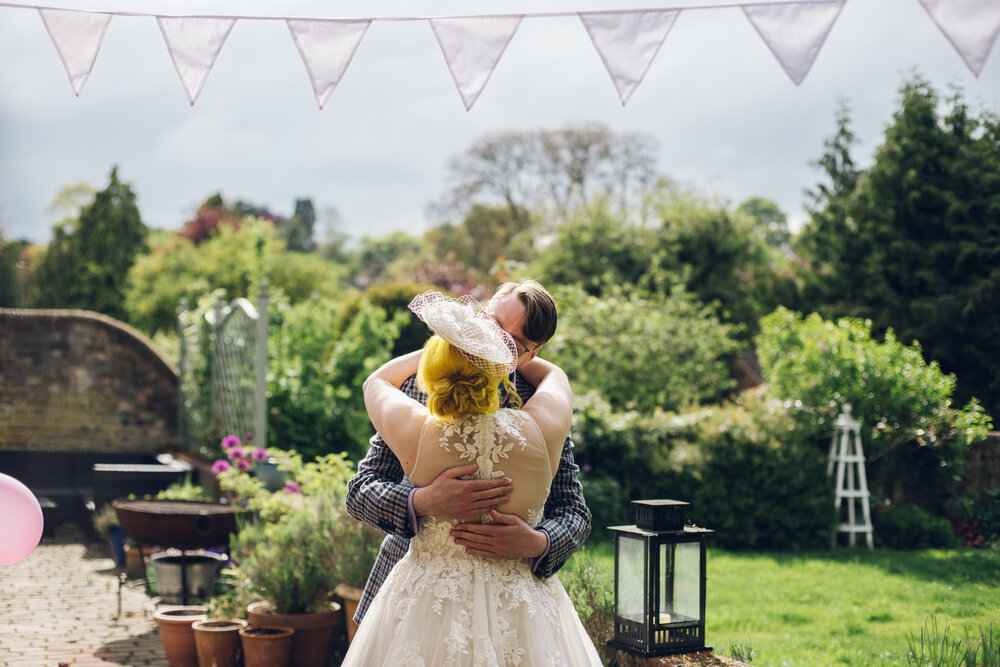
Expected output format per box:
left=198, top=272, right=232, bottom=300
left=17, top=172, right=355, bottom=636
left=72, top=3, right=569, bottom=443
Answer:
left=408, top=290, right=517, bottom=377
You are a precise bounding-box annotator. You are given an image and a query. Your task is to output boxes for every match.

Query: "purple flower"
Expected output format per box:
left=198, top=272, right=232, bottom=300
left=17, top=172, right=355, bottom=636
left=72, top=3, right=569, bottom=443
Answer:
left=221, top=435, right=241, bottom=450
left=284, top=480, right=301, bottom=495
left=581, top=464, right=592, bottom=472
left=236, top=459, right=251, bottom=472
left=227, top=446, right=246, bottom=461
left=211, top=460, right=231, bottom=475
left=245, top=433, right=254, bottom=442
left=251, top=448, right=269, bottom=462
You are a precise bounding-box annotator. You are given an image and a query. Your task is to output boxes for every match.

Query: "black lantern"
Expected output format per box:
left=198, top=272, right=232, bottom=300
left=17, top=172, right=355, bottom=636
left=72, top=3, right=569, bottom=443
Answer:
left=607, top=499, right=712, bottom=657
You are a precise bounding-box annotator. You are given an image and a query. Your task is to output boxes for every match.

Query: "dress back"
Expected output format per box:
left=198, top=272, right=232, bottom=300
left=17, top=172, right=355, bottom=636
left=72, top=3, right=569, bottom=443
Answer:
left=408, top=409, right=554, bottom=526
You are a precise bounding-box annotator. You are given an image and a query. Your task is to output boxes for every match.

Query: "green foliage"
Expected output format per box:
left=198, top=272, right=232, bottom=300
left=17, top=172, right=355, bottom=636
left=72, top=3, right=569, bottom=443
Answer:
left=949, top=486, right=1000, bottom=548
left=546, top=284, right=741, bottom=413
left=689, top=395, right=835, bottom=550
left=756, top=307, right=992, bottom=510
left=906, top=617, right=1000, bottom=667
left=269, top=298, right=406, bottom=461
left=423, top=204, right=534, bottom=273
left=876, top=504, right=957, bottom=550
left=351, top=231, right=421, bottom=283
left=229, top=494, right=346, bottom=615
left=0, top=234, right=25, bottom=307
left=795, top=76, right=1000, bottom=420
left=560, top=548, right=616, bottom=655
left=727, top=635, right=756, bottom=664
left=155, top=476, right=211, bottom=501
left=125, top=220, right=348, bottom=336
left=334, top=281, right=435, bottom=356
left=32, top=166, right=147, bottom=320
left=281, top=198, right=316, bottom=252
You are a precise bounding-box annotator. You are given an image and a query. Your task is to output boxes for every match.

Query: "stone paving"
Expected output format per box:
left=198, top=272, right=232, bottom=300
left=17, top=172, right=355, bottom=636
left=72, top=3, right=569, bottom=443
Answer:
left=0, top=525, right=168, bottom=667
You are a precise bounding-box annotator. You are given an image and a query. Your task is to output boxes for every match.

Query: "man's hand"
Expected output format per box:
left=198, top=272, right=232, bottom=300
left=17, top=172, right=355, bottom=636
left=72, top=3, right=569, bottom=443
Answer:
left=412, top=464, right=512, bottom=519
left=451, top=509, right=548, bottom=560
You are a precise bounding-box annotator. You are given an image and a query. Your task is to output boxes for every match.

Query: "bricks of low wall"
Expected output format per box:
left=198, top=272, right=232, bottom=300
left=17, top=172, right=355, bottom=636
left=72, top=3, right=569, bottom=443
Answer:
left=0, top=308, right=177, bottom=453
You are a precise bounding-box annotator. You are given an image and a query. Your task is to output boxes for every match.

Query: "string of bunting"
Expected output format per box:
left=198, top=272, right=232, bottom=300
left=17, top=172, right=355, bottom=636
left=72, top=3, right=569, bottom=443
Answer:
left=4, top=0, right=998, bottom=110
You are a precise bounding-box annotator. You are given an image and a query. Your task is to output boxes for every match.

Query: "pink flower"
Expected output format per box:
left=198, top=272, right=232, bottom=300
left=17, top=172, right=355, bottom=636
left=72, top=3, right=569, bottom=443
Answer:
left=284, top=480, right=301, bottom=495
left=245, top=433, right=254, bottom=442
left=227, top=446, right=246, bottom=461
left=236, top=459, right=251, bottom=472
left=251, top=448, right=269, bottom=462
left=211, top=460, right=231, bottom=475
left=221, top=435, right=241, bottom=450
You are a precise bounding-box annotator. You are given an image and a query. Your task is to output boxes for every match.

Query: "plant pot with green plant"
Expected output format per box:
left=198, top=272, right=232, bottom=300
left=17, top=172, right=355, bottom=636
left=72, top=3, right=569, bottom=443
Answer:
left=331, top=517, right=382, bottom=644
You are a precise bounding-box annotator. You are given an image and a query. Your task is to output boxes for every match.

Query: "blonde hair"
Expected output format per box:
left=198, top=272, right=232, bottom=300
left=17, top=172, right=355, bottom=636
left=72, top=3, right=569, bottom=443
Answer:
left=418, top=336, right=517, bottom=418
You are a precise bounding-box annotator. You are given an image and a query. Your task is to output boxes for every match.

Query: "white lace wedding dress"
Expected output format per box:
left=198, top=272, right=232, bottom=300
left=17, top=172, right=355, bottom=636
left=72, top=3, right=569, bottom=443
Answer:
left=341, top=409, right=603, bottom=666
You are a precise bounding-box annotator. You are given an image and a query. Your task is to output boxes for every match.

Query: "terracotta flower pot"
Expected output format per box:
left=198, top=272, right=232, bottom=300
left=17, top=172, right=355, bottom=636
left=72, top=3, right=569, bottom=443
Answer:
left=154, top=605, right=208, bottom=667
left=240, top=625, right=294, bottom=667
left=192, top=618, right=247, bottom=667
left=333, top=584, right=363, bottom=644
left=246, top=600, right=342, bottom=667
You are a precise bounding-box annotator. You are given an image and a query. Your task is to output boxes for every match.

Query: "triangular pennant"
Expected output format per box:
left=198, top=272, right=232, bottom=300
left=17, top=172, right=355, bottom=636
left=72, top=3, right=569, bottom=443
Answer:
left=918, top=0, right=1000, bottom=77
left=429, top=16, right=523, bottom=111
left=742, top=0, right=845, bottom=86
left=38, top=8, right=112, bottom=97
left=287, top=19, right=371, bottom=109
left=580, top=10, right=680, bottom=105
left=157, top=16, right=237, bottom=105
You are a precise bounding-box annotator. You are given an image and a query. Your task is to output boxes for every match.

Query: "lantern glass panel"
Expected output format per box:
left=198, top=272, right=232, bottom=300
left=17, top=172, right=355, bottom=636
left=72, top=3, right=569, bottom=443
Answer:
left=617, top=533, right=645, bottom=623
left=672, top=541, right=701, bottom=622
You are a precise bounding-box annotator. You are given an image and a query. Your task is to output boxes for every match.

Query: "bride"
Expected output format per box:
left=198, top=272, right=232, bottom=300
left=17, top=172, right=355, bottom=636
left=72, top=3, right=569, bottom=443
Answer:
left=340, top=290, right=602, bottom=666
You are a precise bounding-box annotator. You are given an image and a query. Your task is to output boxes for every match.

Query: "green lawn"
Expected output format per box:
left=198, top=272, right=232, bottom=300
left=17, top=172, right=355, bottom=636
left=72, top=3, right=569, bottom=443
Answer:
left=580, top=546, right=1000, bottom=666
left=707, top=549, right=1000, bottom=666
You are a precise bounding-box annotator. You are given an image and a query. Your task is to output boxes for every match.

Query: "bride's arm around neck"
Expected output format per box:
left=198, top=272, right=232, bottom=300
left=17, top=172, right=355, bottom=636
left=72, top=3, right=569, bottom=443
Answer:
left=363, top=350, right=425, bottom=471
left=517, top=358, right=573, bottom=466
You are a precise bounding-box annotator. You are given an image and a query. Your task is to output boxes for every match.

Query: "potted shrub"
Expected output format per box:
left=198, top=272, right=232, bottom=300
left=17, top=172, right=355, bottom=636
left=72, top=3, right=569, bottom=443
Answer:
left=235, top=496, right=345, bottom=667
left=212, top=450, right=358, bottom=667
left=331, top=517, right=382, bottom=643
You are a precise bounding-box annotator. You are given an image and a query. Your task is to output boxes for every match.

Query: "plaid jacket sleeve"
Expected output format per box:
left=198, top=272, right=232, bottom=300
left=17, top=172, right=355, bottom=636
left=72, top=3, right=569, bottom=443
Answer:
left=344, top=376, right=427, bottom=538
left=513, top=374, right=592, bottom=579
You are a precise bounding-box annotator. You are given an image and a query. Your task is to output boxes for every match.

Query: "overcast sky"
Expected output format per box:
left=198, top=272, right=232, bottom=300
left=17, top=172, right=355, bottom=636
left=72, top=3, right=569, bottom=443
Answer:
left=0, top=0, right=997, bottom=246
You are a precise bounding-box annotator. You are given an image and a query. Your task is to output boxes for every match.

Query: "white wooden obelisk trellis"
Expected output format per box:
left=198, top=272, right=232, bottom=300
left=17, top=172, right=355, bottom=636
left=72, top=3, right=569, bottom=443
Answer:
left=827, top=404, right=874, bottom=548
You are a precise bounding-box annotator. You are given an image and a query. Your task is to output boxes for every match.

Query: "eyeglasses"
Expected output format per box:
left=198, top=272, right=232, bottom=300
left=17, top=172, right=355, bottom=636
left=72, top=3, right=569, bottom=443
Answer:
left=480, top=310, right=541, bottom=359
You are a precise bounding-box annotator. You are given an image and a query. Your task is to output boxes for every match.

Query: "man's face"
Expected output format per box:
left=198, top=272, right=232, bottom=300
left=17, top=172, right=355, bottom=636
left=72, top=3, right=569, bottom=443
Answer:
left=483, top=293, right=541, bottom=370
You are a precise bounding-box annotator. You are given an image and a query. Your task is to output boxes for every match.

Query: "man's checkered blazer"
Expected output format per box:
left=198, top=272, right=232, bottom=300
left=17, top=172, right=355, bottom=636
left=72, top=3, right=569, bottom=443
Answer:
left=344, top=372, right=592, bottom=624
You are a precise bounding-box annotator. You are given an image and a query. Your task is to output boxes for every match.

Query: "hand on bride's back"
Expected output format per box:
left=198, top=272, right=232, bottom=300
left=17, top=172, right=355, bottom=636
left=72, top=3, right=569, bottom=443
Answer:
left=412, top=463, right=512, bottom=520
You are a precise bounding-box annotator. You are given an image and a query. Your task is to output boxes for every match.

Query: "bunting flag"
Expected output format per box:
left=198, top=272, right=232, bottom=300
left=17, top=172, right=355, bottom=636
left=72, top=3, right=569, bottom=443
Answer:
left=287, top=19, right=371, bottom=109
left=918, top=0, right=1000, bottom=77
left=429, top=15, right=523, bottom=111
left=38, top=8, right=112, bottom=96
left=742, top=0, right=845, bottom=85
left=580, top=9, right=681, bottom=105
left=157, top=16, right=237, bottom=105
left=2, top=0, right=995, bottom=107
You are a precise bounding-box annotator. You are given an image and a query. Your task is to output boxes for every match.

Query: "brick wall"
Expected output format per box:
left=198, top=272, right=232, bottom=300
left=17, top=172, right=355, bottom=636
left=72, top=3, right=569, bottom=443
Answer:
left=0, top=309, right=177, bottom=452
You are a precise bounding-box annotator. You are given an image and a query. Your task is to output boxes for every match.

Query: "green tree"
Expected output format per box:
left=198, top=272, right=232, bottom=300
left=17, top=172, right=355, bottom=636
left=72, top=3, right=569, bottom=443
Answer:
left=544, top=284, right=742, bottom=413
left=424, top=204, right=534, bottom=274
left=125, top=220, right=349, bottom=336
left=352, top=231, right=421, bottom=284
left=796, top=77, right=1000, bottom=417
left=282, top=198, right=317, bottom=253
left=0, top=232, right=26, bottom=307
left=32, top=167, right=147, bottom=320
left=738, top=196, right=790, bottom=250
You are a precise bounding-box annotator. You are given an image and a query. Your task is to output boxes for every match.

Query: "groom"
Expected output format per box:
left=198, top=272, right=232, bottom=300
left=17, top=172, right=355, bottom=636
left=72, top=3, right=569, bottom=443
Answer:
left=344, top=279, right=592, bottom=624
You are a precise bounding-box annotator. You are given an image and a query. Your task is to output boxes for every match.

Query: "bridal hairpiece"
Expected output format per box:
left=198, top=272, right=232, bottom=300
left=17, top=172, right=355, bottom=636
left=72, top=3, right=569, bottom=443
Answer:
left=408, top=290, right=517, bottom=377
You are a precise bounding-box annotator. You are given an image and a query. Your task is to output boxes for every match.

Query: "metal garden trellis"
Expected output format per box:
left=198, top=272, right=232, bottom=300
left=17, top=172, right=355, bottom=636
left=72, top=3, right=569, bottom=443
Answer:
left=177, top=281, right=268, bottom=452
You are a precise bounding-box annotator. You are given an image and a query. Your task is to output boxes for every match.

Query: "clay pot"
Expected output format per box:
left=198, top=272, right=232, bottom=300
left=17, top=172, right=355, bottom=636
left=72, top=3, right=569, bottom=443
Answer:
left=334, top=584, right=363, bottom=644
left=192, top=618, right=247, bottom=667
left=154, top=605, right=208, bottom=667
left=246, top=600, right=342, bottom=667
left=240, top=625, right=294, bottom=667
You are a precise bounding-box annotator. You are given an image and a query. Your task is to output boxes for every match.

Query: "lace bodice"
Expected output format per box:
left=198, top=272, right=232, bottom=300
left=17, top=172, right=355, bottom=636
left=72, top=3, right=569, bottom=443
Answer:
left=408, top=409, right=554, bottom=529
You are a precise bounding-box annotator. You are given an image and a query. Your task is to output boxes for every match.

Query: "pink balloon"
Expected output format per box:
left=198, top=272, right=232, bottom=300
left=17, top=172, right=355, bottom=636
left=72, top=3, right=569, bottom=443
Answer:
left=0, top=473, right=44, bottom=566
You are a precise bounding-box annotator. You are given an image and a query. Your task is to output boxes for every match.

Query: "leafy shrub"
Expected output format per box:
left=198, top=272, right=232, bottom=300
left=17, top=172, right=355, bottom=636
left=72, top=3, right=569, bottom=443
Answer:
left=689, top=395, right=835, bottom=550
left=876, top=504, right=957, bottom=549
left=756, top=308, right=992, bottom=511
left=334, top=281, right=438, bottom=356
left=561, top=548, right=615, bottom=655
left=546, top=284, right=742, bottom=413
left=949, top=486, right=1000, bottom=548
left=268, top=297, right=407, bottom=461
